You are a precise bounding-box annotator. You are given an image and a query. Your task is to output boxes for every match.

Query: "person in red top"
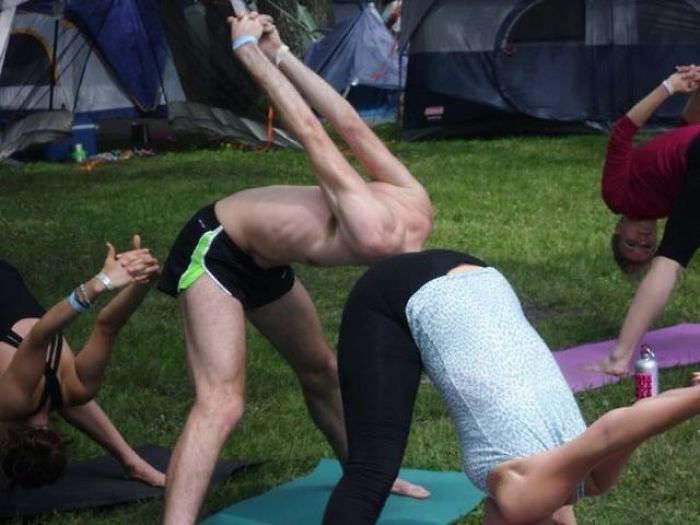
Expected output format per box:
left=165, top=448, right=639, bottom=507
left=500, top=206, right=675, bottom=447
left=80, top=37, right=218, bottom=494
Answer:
left=590, top=66, right=700, bottom=376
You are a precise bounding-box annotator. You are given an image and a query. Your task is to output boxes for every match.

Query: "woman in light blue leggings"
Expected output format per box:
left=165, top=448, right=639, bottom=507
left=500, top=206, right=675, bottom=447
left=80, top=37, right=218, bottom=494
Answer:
left=324, top=249, right=700, bottom=525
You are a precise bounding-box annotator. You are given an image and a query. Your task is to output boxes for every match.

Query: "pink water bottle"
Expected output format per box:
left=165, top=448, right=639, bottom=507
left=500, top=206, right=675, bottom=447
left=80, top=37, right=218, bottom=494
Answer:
left=634, top=344, right=659, bottom=399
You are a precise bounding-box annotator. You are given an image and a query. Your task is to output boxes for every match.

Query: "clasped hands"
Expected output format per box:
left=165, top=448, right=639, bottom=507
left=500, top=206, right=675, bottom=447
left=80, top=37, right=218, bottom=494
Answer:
left=99, top=234, right=160, bottom=290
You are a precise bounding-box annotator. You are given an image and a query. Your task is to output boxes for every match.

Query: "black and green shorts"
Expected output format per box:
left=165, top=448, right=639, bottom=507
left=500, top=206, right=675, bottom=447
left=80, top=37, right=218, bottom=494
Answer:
left=157, top=203, right=295, bottom=309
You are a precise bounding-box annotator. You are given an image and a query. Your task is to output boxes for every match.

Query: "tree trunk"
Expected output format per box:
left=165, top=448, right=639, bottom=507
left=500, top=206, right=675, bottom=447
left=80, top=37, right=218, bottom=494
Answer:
left=302, top=0, right=333, bottom=27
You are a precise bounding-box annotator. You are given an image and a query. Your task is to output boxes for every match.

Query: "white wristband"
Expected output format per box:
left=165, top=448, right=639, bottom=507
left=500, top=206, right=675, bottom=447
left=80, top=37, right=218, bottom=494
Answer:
left=274, top=44, right=290, bottom=67
left=662, top=79, right=674, bottom=96
left=95, top=271, right=114, bottom=291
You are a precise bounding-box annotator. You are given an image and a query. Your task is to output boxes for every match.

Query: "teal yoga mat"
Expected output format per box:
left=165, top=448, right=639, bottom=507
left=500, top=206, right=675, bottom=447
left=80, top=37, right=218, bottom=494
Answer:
left=202, top=459, right=484, bottom=524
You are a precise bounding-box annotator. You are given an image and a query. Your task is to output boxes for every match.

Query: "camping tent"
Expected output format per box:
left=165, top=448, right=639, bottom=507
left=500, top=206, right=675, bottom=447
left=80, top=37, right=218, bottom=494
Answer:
left=305, top=3, right=404, bottom=121
left=400, top=0, right=700, bottom=140
left=331, top=0, right=367, bottom=23
left=0, top=0, right=296, bottom=159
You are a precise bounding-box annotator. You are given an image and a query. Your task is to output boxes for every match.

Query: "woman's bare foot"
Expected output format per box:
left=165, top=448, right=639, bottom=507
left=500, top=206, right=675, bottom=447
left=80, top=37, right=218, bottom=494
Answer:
left=391, top=477, right=431, bottom=499
left=585, top=355, right=630, bottom=377
left=122, top=458, right=166, bottom=487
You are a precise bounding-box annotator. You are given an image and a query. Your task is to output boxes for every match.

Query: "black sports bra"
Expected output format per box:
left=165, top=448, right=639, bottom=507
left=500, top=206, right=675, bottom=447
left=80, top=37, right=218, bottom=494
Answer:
left=1, top=329, right=65, bottom=414
left=1, top=259, right=64, bottom=413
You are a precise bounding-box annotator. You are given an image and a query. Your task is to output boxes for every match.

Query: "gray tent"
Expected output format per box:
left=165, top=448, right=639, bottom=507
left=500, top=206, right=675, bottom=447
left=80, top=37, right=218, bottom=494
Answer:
left=400, top=0, right=700, bottom=140
left=0, top=0, right=297, bottom=159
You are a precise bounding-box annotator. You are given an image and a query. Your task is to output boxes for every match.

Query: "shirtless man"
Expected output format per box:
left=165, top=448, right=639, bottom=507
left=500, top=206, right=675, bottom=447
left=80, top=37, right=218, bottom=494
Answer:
left=157, top=12, right=433, bottom=524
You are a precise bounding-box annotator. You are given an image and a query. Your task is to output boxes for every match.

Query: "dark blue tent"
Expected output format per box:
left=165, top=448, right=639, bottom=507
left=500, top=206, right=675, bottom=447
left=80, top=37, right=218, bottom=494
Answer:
left=331, top=0, right=367, bottom=23
left=400, top=0, right=700, bottom=140
left=305, top=4, right=405, bottom=121
left=64, top=0, right=168, bottom=114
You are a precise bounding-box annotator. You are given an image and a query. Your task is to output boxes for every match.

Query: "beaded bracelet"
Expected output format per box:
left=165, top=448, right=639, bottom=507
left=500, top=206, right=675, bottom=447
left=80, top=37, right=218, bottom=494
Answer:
left=77, top=283, right=92, bottom=307
left=67, top=290, right=88, bottom=313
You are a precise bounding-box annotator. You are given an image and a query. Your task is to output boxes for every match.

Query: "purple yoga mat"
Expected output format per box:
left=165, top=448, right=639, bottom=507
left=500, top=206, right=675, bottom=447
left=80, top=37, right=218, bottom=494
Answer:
left=554, top=323, right=700, bottom=392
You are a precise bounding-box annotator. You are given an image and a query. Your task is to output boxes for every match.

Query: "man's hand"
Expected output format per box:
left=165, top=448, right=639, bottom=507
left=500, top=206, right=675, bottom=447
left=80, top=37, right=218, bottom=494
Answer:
left=257, top=15, right=284, bottom=61
left=227, top=12, right=264, bottom=45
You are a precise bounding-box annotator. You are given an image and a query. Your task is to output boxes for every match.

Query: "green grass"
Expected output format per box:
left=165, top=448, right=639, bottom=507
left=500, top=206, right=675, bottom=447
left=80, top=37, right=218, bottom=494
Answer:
left=1, top=132, right=700, bottom=524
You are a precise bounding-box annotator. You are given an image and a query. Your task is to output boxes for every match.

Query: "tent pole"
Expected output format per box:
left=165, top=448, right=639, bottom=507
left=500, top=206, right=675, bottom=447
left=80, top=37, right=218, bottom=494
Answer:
left=49, top=18, right=59, bottom=111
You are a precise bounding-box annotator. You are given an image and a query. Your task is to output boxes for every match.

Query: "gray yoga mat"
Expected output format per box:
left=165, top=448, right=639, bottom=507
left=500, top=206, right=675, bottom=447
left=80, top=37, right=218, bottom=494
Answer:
left=0, top=444, right=257, bottom=519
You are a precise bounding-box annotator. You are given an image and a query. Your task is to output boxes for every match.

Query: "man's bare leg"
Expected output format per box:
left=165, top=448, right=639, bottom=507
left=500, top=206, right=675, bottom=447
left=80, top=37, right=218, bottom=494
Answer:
left=247, top=280, right=345, bottom=460
left=247, top=279, right=430, bottom=499
left=163, top=276, right=248, bottom=525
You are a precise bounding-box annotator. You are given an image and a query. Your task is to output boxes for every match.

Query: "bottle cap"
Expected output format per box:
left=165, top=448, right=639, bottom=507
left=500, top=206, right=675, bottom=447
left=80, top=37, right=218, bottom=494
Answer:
left=640, top=344, right=655, bottom=359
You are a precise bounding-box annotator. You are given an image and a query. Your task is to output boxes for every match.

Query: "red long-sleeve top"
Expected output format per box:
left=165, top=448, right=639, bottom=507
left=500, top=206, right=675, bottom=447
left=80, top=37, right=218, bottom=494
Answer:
left=601, top=115, right=700, bottom=218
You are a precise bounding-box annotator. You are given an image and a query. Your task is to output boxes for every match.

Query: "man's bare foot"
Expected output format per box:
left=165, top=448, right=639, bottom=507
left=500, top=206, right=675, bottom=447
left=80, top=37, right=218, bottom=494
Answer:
left=691, top=372, right=700, bottom=386
left=123, top=459, right=166, bottom=487
left=584, top=355, right=630, bottom=377
left=391, top=477, right=431, bottom=499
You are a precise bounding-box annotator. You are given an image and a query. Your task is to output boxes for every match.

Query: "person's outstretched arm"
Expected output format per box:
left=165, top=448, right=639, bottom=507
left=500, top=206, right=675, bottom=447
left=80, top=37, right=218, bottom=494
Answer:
left=230, top=15, right=407, bottom=259
left=604, top=67, right=700, bottom=210
left=59, top=400, right=165, bottom=486
left=66, top=236, right=160, bottom=405
left=627, top=69, right=699, bottom=127
left=587, top=256, right=681, bottom=375
left=256, top=16, right=426, bottom=191
left=67, top=279, right=158, bottom=405
left=0, top=237, right=157, bottom=419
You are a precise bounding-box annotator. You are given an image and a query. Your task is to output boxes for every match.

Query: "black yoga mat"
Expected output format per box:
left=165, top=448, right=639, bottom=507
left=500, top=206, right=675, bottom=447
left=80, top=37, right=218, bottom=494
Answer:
left=0, top=444, right=257, bottom=518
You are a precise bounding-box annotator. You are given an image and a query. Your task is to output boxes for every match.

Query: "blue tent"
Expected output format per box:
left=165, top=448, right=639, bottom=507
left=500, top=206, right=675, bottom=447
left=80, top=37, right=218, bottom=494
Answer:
left=305, top=4, right=405, bottom=122
left=64, top=0, right=168, bottom=115
left=400, top=0, right=700, bottom=140
left=331, top=0, right=367, bottom=23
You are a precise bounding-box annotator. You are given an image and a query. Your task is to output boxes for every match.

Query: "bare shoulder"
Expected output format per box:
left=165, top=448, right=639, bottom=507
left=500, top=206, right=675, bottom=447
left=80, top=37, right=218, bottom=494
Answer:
left=369, top=181, right=433, bottom=215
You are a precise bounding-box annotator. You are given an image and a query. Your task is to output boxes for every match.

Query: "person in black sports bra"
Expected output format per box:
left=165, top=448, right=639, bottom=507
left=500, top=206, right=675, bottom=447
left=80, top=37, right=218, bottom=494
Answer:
left=0, top=235, right=163, bottom=489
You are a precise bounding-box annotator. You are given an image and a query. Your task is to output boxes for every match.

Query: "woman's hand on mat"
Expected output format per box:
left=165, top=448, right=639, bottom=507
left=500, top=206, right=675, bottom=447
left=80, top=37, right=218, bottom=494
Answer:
left=585, top=354, right=630, bottom=377
left=391, top=477, right=431, bottom=499
left=691, top=372, right=700, bottom=386
left=103, top=235, right=160, bottom=289
left=121, top=456, right=166, bottom=487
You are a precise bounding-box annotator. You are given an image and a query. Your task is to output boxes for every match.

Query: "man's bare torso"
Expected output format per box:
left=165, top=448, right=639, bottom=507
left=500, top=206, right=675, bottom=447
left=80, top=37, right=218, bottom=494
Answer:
left=215, top=183, right=432, bottom=268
